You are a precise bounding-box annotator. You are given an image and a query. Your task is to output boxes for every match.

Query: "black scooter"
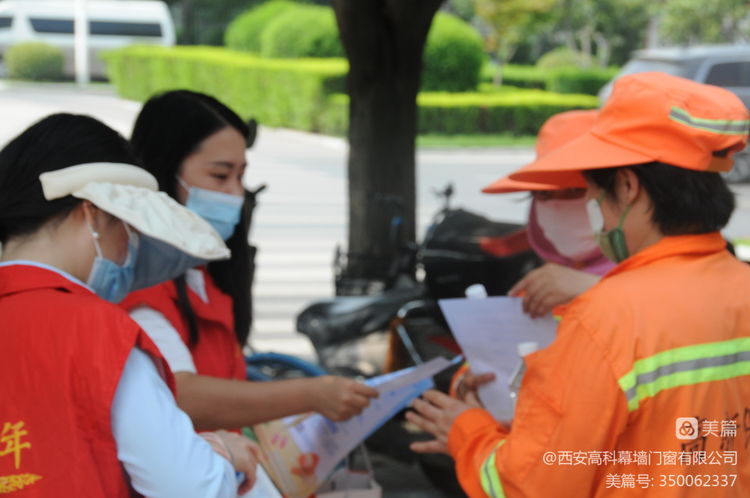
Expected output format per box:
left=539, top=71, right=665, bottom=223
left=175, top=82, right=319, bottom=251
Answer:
left=295, top=185, right=541, bottom=496
left=296, top=184, right=541, bottom=376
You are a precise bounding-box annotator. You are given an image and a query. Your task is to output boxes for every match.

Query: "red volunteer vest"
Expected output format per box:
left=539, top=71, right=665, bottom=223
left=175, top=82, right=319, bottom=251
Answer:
left=121, top=267, right=246, bottom=382
left=0, top=265, right=175, bottom=497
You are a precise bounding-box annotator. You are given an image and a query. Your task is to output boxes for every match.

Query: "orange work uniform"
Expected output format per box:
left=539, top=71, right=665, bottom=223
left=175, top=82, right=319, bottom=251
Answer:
left=449, top=232, right=750, bottom=497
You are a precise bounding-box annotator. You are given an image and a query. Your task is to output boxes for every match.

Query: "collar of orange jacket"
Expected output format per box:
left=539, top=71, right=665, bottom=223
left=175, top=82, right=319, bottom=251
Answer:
left=605, top=231, right=727, bottom=279
left=551, top=232, right=727, bottom=320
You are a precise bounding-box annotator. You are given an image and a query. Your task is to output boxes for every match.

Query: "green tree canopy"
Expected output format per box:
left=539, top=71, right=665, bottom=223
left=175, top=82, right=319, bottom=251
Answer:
left=660, top=0, right=750, bottom=45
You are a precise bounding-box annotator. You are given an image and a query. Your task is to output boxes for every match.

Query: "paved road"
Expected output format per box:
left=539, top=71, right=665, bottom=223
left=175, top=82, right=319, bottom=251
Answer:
left=247, top=126, right=534, bottom=359
left=0, top=83, right=535, bottom=360
left=4, top=82, right=750, bottom=361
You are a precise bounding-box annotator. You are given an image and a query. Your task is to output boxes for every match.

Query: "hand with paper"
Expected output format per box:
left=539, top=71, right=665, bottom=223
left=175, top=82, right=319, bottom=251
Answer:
left=439, top=296, right=557, bottom=422
left=406, top=297, right=556, bottom=458
left=407, top=390, right=481, bottom=455
left=453, top=368, right=496, bottom=403
left=252, top=357, right=459, bottom=498
left=201, top=430, right=262, bottom=494
left=509, top=262, right=600, bottom=318
left=309, top=376, right=379, bottom=421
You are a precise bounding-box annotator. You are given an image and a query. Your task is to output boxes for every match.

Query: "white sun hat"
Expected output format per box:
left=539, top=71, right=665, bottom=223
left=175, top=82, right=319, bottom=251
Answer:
left=39, top=162, right=231, bottom=290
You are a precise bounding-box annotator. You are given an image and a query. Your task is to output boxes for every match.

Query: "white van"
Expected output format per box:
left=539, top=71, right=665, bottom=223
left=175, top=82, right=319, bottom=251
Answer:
left=0, top=0, right=175, bottom=78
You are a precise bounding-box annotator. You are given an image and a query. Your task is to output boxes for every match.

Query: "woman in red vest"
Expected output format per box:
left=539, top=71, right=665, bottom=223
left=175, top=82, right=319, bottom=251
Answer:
left=121, top=90, right=378, bottom=431
left=0, top=113, right=259, bottom=496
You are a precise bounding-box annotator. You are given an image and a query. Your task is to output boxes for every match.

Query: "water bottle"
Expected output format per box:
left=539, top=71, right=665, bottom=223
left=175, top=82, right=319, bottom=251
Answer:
left=508, top=341, right=539, bottom=410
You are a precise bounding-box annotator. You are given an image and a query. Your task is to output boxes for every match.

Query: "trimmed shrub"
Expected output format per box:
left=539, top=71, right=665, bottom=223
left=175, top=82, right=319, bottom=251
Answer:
left=103, top=46, right=347, bottom=131
left=422, top=13, right=485, bottom=92
left=418, top=90, right=598, bottom=135
left=104, top=45, right=598, bottom=137
left=319, top=93, right=349, bottom=136
left=227, top=6, right=483, bottom=91
left=500, top=64, right=548, bottom=89
left=480, top=61, right=497, bottom=83
left=6, top=42, right=64, bottom=81
left=478, top=83, right=523, bottom=93
left=537, top=47, right=592, bottom=70
left=260, top=4, right=343, bottom=58
left=224, top=1, right=297, bottom=53
left=319, top=89, right=598, bottom=136
left=547, top=67, right=618, bottom=95
left=483, top=63, right=618, bottom=96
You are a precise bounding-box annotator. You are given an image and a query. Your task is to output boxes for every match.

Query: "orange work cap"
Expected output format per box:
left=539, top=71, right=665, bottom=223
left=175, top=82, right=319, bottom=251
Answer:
left=510, top=72, right=750, bottom=186
left=482, top=109, right=597, bottom=194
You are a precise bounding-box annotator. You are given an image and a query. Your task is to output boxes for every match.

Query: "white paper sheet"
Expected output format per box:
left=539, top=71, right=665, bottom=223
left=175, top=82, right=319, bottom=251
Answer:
left=439, top=296, right=557, bottom=422
left=373, top=356, right=459, bottom=394
left=282, top=356, right=458, bottom=482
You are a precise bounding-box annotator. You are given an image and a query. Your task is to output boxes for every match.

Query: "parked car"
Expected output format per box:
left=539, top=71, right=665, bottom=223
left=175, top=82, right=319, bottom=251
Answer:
left=0, top=0, right=175, bottom=79
left=599, top=44, right=750, bottom=182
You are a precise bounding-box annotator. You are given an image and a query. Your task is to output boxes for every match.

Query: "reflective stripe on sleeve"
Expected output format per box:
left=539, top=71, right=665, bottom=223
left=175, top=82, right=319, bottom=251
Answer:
left=480, top=440, right=507, bottom=497
left=618, top=337, right=750, bottom=412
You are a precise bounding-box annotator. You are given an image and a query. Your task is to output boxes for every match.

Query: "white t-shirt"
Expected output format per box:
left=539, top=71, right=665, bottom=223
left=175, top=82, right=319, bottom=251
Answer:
left=129, top=268, right=210, bottom=374
left=113, top=348, right=241, bottom=497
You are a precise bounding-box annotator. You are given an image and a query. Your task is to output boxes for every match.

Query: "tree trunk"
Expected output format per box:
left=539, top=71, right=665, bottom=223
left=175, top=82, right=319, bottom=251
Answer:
left=492, top=44, right=518, bottom=87
left=492, top=59, right=504, bottom=87
left=181, top=0, right=195, bottom=45
left=332, top=0, right=442, bottom=283
left=645, top=12, right=662, bottom=48
left=593, top=32, right=610, bottom=68
left=577, top=25, right=594, bottom=65
left=560, top=0, right=577, bottom=52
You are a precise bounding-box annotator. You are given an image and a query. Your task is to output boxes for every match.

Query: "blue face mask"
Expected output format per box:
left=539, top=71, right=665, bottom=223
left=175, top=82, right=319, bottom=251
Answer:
left=87, top=222, right=139, bottom=303
left=130, top=234, right=211, bottom=291
left=178, top=177, right=243, bottom=240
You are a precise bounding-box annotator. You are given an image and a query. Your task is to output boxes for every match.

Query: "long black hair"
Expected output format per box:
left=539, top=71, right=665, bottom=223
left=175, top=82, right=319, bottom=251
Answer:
left=130, top=90, right=256, bottom=347
left=0, top=113, right=137, bottom=244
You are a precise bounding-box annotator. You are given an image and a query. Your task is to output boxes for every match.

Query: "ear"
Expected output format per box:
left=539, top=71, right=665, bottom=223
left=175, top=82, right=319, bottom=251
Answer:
left=79, top=201, right=100, bottom=234
left=615, top=168, right=641, bottom=206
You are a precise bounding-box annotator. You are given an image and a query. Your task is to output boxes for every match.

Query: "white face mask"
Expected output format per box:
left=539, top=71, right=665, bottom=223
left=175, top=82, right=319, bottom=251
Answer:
left=534, top=197, right=601, bottom=262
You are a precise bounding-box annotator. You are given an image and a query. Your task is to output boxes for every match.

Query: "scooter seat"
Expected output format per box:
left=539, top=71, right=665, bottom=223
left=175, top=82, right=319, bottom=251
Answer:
left=296, top=287, right=425, bottom=349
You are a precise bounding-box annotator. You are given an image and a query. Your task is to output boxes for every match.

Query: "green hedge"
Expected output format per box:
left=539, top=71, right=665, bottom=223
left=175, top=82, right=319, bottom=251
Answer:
left=418, top=91, right=598, bottom=134
left=547, top=67, right=618, bottom=95
left=319, top=90, right=598, bottom=136
left=226, top=6, right=484, bottom=92
left=482, top=63, right=617, bottom=95
left=422, top=13, right=485, bottom=92
left=104, top=45, right=598, bottom=137
left=103, top=46, right=347, bottom=131
left=6, top=42, right=64, bottom=81
left=500, top=64, right=548, bottom=89
left=537, top=47, right=592, bottom=70
left=224, top=1, right=297, bottom=53
left=260, top=4, right=343, bottom=58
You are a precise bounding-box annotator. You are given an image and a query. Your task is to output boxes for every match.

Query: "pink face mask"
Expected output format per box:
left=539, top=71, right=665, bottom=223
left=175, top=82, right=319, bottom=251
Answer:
left=533, top=197, right=601, bottom=263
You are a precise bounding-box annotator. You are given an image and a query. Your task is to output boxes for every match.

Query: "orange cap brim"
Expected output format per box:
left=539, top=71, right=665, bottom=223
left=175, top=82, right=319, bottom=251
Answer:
left=509, top=130, right=654, bottom=185
left=481, top=176, right=560, bottom=194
